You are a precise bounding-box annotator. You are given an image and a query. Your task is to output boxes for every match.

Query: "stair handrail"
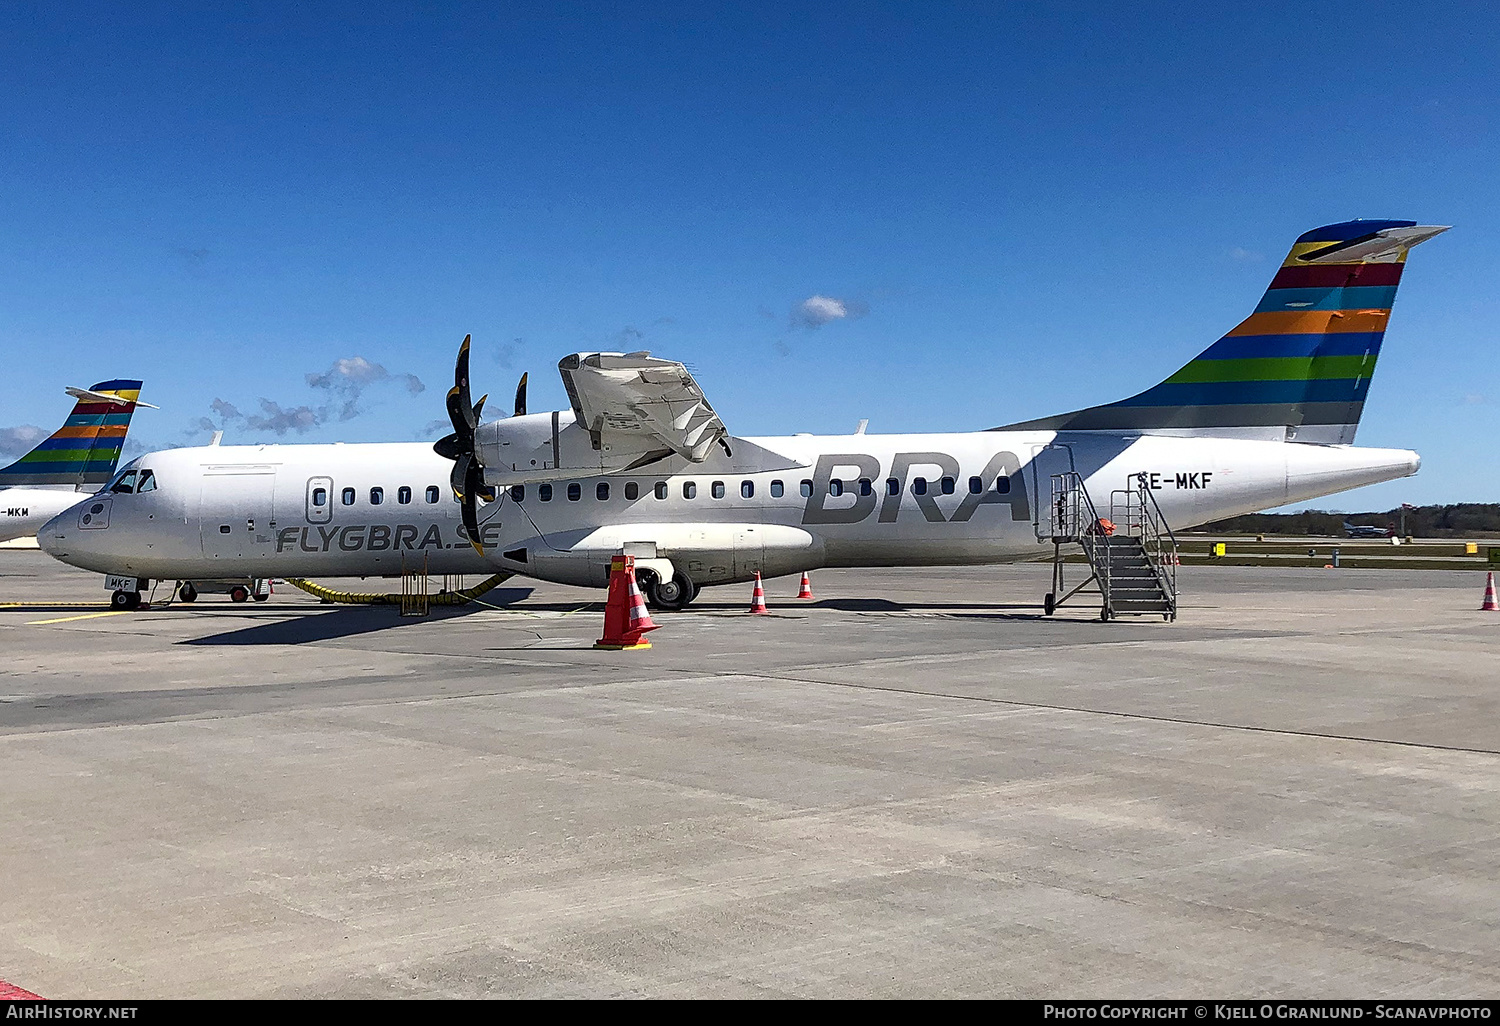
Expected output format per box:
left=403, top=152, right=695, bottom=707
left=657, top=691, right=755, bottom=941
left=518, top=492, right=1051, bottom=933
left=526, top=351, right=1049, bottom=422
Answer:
left=1130, top=472, right=1178, bottom=617
left=1051, top=471, right=1111, bottom=608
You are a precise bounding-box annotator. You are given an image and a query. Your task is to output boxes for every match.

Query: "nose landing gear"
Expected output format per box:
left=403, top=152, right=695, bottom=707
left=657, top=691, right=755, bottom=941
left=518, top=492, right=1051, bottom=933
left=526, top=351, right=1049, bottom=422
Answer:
left=110, top=590, right=142, bottom=610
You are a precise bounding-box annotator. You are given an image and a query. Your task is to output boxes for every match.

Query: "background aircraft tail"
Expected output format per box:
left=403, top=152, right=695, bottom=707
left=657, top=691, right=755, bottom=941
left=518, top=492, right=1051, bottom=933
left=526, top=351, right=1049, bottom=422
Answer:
left=0, top=380, right=146, bottom=487
left=1000, top=220, right=1448, bottom=443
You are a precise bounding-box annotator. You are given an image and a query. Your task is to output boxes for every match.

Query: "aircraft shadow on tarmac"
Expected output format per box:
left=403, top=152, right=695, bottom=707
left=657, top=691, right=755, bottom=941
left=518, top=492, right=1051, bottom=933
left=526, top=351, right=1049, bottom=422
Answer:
left=180, top=587, right=535, bottom=645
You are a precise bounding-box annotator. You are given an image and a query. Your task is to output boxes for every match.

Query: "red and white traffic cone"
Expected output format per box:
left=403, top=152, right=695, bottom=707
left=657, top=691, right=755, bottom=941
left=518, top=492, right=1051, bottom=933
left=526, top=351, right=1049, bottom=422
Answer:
left=595, top=555, right=661, bottom=649
left=748, top=571, right=769, bottom=614
left=1482, top=572, right=1499, bottom=612
left=796, top=571, right=814, bottom=600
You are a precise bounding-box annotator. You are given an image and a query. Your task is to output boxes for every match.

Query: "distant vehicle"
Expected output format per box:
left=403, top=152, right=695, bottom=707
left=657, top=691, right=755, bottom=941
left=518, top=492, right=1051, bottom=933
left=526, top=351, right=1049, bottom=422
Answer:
left=0, top=381, right=152, bottom=542
left=1343, top=521, right=1395, bottom=538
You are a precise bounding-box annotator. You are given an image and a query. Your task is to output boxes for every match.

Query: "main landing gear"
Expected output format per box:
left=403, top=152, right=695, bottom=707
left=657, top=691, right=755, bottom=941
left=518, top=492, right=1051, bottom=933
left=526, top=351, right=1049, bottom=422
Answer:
left=639, top=570, right=698, bottom=611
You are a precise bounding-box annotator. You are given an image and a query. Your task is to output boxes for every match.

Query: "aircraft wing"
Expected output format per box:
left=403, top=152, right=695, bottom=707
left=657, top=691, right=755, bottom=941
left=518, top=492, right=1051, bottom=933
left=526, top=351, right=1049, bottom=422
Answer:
left=557, top=352, right=729, bottom=464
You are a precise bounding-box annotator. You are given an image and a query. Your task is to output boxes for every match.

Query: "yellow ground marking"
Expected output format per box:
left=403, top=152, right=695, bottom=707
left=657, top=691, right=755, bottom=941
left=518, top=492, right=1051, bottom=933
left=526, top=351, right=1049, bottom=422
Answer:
left=25, top=610, right=136, bottom=626
left=1, top=602, right=113, bottom=609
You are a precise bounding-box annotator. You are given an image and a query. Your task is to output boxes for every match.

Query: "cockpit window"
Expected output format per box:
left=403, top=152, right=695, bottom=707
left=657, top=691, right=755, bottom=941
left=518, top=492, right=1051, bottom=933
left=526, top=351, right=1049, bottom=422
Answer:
left=136, top=470, right=157, bottom=493
left=104, top=460, right=141, bottom=494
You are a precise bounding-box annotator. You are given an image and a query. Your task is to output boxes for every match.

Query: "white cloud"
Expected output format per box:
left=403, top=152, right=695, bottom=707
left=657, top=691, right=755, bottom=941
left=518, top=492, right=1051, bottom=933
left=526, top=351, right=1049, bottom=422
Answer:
left=796, top=295, right=849, bottom=327
left=0, top=425, right=45, bottom=457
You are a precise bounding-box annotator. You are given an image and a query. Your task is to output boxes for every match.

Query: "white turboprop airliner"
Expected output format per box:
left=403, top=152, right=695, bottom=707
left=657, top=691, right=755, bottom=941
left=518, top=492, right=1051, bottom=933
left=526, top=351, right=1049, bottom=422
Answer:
left=38, top=220, right=1442, bottom=611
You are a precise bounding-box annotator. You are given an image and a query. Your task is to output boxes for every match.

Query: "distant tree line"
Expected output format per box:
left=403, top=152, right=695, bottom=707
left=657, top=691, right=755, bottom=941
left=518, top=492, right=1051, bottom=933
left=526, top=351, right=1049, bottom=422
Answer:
left=1199, top=504, right=1500, bottom=537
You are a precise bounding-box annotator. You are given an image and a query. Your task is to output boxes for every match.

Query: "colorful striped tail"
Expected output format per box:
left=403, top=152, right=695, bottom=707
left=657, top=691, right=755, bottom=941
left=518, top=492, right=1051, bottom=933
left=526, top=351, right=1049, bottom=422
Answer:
left=1001, top=220, right=1448, bottom=443
left=0, top=379, right=146, bottom=487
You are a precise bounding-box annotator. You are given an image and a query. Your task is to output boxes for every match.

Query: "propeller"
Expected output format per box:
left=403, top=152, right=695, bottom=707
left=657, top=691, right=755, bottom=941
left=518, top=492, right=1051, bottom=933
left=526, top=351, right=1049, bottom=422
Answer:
left=432, top=337, right=534, bottom=555
left=433, top=335, right=491, bottom=553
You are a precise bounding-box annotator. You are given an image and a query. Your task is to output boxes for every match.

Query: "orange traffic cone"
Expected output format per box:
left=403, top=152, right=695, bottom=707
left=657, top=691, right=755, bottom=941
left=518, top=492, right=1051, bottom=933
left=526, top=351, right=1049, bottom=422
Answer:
left=796, top=571, right=814, bottom=600
left=748, top=571, right=769, bottom=614
left=595, top=555, right=661, bottom=649
left=1482, top=572, right=1499, bottom=612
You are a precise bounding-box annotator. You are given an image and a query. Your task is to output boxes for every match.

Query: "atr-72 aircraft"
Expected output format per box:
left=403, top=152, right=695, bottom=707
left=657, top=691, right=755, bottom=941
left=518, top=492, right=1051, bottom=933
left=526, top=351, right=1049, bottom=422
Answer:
left=39, top=220, right=1442, bottom=611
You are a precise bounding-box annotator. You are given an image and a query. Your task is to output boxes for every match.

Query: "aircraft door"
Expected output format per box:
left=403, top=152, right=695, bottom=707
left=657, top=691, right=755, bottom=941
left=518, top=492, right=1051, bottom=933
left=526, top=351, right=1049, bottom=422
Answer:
left=200, top=471, right=278, bottom=561
left=305, top=476, right=333, bottom=523
left=733, top=526, right=763, bottom=579
left=1029, top=443, right=1076, bottom=540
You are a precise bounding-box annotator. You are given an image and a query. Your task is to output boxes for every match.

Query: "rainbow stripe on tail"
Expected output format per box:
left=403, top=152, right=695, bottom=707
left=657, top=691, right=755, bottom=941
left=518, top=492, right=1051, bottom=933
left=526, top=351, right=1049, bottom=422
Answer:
left=1002, top=220, right=1448, bottom=443
left=0, top=380, right=147, bottom=487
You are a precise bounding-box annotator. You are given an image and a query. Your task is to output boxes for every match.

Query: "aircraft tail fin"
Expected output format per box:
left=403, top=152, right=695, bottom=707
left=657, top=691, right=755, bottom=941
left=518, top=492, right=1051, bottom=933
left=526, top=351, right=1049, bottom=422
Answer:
left=0, top=380, right=146, bottom=487
left=998, top=220, right=1448, bottom=443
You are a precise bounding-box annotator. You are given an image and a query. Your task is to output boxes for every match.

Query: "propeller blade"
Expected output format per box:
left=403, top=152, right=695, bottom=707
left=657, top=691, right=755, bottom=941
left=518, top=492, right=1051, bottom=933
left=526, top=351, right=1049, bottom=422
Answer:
left=445, top=385, right=473, bottom=444
left=450, top=454, right=470, bottom=500
left=514, top=372, right=528, bottom=418
left=463, top=460, right=486, bottom=554
left=453, top=335, right=476, bottom=434
left=472, top=393, right=488, bottom=424
left=432, top=433, right=461, bottom=460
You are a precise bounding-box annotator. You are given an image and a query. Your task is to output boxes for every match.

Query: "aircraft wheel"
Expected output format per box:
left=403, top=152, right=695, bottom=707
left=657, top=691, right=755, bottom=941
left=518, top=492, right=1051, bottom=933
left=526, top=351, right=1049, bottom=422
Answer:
left=177, top=583, right=198, bottom=603
left=229, top=586, right=250, bottom=603
left=111, top=590, right=141, bottom=611
left=649, top=572, right=694, bottom=612
left=1043, top=592, right=1056, bottom=616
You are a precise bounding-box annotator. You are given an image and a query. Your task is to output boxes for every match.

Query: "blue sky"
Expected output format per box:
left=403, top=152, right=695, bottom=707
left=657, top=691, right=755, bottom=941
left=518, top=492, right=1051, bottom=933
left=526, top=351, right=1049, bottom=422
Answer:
left=2, top=1, right=1496, bottom=510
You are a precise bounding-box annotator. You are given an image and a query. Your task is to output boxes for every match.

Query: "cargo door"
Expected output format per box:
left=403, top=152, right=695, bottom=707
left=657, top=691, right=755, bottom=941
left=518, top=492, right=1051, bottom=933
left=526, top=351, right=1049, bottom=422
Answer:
left=200, top=470, right=277, bottom=561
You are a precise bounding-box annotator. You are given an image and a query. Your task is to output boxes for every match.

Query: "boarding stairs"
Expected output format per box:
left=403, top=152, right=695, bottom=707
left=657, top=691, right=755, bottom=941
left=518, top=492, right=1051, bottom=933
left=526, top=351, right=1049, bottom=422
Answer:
left=1043, top=472, right=1179, bottom=622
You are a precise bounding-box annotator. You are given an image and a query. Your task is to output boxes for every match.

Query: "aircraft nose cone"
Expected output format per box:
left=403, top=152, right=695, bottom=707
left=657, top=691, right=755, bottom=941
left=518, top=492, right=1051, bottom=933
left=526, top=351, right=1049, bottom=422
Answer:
left=37, top=516, right=69, bottom=557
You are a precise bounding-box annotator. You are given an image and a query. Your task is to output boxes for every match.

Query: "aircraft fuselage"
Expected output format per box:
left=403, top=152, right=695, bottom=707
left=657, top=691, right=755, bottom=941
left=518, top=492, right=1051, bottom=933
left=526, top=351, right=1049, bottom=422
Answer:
left=38, top=424, right=1419, bottom=590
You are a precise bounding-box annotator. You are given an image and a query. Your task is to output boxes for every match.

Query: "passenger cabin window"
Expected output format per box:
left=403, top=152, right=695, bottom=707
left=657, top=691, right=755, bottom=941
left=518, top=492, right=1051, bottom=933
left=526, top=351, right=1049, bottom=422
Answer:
left=913, top=477, right=928, bottom=496
left=510, top=485, right=525, bottom=502
left=711, top=481, right=725, bottom=499
left=625, top=482, right=639, bottom=500
left=425, top=485, right=440, bottom=503
left=136, top=470, right=157, bottom=493
left=110, top=471, right=137, bottom=494
left=398, top=486, right=412, bottom=504
left=800, top=480, right=812, bottom=498
left=683, top=481, right=697, bottom=499
left=886, top=478, right=900, bottom=495
left=969, top=476, right=983, bottom=494
left=654, top=482, right=668, bottom=500
left=741, top=480, right=754, bottom=499
left=858, top=478, right=872, bottom=496
left=770, top=480, right=784, bottom=498
left=567, top=483, right=581, bottom=501
left=995, top=476, right=1011, bottom=494
left=829, top=480, right=843, bottom=497
left=312, top=487, right=328, bottom=507
left=941, top=476, right=955, bottom=495
left=370, top=487, right=384, bottom=505
left=342, top=487, right=356, bottom=505
left=597, top=482, right=610, bottom=500
left=539, top=484, right=553, bottom=501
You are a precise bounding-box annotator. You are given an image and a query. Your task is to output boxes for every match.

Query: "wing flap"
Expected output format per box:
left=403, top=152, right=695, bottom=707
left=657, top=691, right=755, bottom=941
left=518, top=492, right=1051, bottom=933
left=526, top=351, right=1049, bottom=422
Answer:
left=557, top=352, right=729, bottom=463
